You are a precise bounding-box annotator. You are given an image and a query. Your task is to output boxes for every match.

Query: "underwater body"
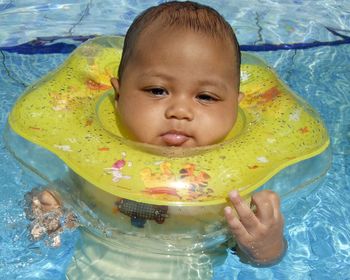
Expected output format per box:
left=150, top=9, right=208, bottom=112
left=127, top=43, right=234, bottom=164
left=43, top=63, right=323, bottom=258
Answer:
left=1, top=1, right=350, bottom=279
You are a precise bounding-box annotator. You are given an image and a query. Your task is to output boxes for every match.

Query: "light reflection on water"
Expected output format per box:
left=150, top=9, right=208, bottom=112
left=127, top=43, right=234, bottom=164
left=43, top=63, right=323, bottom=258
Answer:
left=0, top=0, right=350, bottom=47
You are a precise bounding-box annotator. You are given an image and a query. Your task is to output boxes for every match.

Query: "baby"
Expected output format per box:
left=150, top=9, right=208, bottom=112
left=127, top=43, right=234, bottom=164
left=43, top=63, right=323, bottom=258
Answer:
left=110, top=1, right=285, bottom=265
left=32, top=0, right=285, bottom=268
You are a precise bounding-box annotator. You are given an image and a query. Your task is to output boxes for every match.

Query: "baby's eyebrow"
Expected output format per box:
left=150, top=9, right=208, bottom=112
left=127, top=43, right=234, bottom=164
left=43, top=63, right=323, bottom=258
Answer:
left=138, top=71, right=175, bottom=82
left=138, top=72, right=228, bottom=91
left=196, top=78, right=228, bottom=91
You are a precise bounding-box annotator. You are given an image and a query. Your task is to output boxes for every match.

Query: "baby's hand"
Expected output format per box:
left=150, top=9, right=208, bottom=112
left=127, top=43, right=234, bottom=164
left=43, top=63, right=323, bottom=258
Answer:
left=224, top=190, right=285, bottom=266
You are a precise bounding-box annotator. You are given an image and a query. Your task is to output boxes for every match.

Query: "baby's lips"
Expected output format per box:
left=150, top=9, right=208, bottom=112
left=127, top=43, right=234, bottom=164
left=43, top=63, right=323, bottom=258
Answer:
left=161, top=131, right=190, bottom=146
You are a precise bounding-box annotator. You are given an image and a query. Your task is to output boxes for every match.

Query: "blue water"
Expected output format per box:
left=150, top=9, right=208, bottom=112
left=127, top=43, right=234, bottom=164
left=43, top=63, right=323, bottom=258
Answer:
left=1, top=1, right=350, bottom=279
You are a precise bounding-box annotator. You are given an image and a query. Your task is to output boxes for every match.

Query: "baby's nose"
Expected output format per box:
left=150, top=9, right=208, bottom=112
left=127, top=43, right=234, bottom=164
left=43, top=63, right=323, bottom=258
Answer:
left=165, top=98, right=194, bottom=121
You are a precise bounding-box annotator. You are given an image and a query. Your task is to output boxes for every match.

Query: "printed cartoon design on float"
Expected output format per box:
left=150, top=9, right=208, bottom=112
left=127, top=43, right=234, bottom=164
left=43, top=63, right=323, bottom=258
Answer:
left=7, top=36, right=330, bottom=207
left=140, top=162, right=213, bottom=201
left=104, top=152, right=132, bottom=182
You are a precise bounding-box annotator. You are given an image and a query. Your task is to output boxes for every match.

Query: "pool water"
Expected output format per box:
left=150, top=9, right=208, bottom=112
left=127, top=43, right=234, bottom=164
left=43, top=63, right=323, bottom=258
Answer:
left=0, top=1, right=349, bottom=279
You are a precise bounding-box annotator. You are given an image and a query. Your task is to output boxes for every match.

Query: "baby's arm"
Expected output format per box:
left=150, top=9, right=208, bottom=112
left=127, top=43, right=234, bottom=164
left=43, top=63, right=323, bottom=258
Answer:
left=224, top=190, right=286, bottom=266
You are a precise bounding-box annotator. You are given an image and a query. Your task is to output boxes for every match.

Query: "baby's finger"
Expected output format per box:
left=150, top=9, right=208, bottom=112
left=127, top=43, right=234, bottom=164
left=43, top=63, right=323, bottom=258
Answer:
left=224, top=206, right=249, bottom=239
left=228, top=191, right=259, bottom=232
left=254, top=190, right=282, bottom=221
left=251, top=192, right=274, bottom=225
left=269, top=191, right=282, bottom=219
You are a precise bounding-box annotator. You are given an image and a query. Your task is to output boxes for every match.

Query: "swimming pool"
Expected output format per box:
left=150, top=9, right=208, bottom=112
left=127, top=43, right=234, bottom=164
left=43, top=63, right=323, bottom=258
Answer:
left=0, top=1, right=349, bottom=279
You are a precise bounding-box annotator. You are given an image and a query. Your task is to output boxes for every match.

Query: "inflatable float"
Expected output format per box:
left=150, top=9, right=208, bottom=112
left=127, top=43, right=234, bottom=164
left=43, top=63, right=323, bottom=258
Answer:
left=4, top=36, right=331, bottom=279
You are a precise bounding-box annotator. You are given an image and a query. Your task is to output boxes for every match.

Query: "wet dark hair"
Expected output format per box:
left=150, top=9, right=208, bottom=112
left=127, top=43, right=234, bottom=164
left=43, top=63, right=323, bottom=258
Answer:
left=118, top=1, right=241, bottom=82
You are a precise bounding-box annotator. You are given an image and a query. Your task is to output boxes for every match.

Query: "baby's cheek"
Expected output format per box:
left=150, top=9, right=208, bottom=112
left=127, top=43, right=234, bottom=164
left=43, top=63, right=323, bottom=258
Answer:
left=129, top=122, right=157, bottom=144
left=205, top=120, right=234, bottom=145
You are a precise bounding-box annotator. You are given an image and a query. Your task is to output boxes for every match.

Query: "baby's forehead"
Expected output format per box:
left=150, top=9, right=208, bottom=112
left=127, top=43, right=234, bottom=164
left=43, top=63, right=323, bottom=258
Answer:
left=127, top=26, right=240, bottom=86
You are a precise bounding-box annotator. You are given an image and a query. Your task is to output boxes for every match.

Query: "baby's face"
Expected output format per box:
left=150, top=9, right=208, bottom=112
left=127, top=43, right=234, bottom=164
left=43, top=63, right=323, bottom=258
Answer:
left=112, top=27, right=242, bottom=147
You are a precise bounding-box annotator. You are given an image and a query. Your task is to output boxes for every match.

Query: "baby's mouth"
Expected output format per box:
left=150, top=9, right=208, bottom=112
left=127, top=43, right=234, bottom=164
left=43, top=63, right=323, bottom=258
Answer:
left=161, top=130, right=191, bottom=146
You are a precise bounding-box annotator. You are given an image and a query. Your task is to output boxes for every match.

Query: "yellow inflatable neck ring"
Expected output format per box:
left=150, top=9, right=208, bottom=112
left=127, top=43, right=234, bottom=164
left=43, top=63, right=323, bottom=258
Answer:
left=7, top=36, right=330, bottom=206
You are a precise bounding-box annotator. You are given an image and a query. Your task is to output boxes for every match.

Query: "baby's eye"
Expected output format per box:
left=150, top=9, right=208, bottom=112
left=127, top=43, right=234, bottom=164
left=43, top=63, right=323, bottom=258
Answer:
left=197, top=93, right=219, bottom=102
left=146, top=87, right=168, bottom=96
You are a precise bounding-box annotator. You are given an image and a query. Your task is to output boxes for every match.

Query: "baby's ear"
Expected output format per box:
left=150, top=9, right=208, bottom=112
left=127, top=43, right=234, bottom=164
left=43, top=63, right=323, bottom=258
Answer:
left=238, top=92, right=244, bottom=103
left=110, top=77, right=120, bottom=101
